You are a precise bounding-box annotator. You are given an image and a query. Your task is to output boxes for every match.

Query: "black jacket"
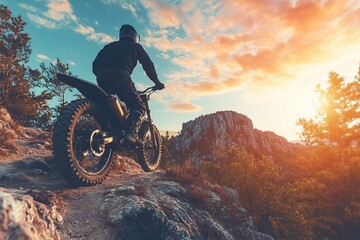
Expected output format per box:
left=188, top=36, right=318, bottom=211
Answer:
left=93, top=39, right=160, bottom=83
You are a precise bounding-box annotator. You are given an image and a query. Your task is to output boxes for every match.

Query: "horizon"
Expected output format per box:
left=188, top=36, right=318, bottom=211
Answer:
left=4, top=0, right=360, bottom=141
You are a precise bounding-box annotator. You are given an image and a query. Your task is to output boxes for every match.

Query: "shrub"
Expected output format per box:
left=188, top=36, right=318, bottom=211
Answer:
left=0, top=128, right=14, bottom=147
left=0, top=127, right=15, bottom=155
left=202, top=148, right=315, bottom=240
left=0, top=127, right=10, bottom=145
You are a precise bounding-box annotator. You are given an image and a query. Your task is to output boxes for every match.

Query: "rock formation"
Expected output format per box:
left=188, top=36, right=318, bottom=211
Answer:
left=174, top=111, right=295, bottom=161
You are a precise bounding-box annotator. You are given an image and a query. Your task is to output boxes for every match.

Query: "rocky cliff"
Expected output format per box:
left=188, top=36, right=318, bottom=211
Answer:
left=174, top=111, right=295, bottom=161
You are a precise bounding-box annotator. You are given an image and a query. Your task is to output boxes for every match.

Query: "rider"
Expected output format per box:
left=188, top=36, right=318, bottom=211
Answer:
left=92, top=24, right=165, bottom=143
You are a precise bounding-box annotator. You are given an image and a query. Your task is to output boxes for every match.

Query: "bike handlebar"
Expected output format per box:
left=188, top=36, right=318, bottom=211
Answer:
left=138, top=86, right=162, bottom=95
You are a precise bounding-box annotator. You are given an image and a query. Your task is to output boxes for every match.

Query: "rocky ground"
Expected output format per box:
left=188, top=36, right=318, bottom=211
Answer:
left=0, top=136, right=274, bottom=240
left=0, top=107, right=273, bottom=240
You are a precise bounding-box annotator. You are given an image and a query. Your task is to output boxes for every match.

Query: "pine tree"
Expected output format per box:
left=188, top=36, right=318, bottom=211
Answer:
left=0, top=4, right=30, bottom=105
left=297, top=65, right=360, bottom=147
left=38, top=58, right=76, bottom=122
left=0, top=5, right=52, bottom=127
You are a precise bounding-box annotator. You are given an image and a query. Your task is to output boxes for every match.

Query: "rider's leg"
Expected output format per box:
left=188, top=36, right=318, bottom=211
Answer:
left=123, top=81, right=146, bottom=142
left=96, top=73, right=145, bottom=142
left=125, top=110, right=143, bottom=142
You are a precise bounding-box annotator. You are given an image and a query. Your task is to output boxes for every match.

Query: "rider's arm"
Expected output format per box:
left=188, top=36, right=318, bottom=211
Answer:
left=137, top=44, right=161, bottom=84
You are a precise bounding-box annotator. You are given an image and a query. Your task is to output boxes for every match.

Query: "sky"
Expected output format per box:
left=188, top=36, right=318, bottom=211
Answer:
left=3, top=0, right=360, bottom=140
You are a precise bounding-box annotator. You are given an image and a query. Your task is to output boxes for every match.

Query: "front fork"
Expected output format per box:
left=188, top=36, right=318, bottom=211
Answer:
left=143, top=100, right=158, bottom=148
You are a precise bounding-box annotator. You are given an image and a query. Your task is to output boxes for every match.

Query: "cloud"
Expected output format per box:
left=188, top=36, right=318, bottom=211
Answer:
left=167, top=101, right=202, bottom=112
left=120, top=1, right=138, bottom=17
left=140, top=0, right=360, bottom=112
left=86, top=32, right=114, bottom=44
left=101, top=0, right=140, bottom=19
left=35, top=54, right=76, bottom=66
left=27, top=13, right=57, bottom=29
left=68, top=61, right=76, bottom=66
left=23, top=1, right=113, bottom=44
left=74, top=24, right=95, bottom=35
left=75, top=24, right=114, bottom=43
left=209, top=64, right=220, bottom=78
left=44, top=0, right=77, bottom=22
left=17, top=3, right=40, bottom=12
left=140, top=0, right=186, bottom=28
left=36, top=54, right=51, bottom=61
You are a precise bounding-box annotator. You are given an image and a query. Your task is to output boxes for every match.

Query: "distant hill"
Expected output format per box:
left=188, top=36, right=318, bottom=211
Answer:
left=159, top=130, right=179, bottom=137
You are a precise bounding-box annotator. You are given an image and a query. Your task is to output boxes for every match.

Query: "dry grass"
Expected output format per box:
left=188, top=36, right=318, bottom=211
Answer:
left=0, top=127, right=11, bottom=144
left=0, top=107, right=18, bottom=132
left=0, top=148, right=9, bottom=157
left=164, top=161, right=210, bottom=207
left=185, top=185, right=208, bottom=206
left=164, top=161, right=205, bottom=186
left=8, top=119, right=18, bottom=131
left=3, top=139, right=18, bottom=153
left=0, top=127, right=16, bottom=156
left=0, top=107, right=18, bottom=156
left=113, top=156, right=127, bottom=171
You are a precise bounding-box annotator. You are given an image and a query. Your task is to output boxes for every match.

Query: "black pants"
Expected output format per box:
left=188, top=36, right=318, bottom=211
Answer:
left=96, top=71, right=146, bottom=115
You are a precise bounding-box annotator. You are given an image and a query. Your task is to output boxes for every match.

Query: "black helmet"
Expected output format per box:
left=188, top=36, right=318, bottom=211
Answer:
left=119, top=24, right=140, bottom=43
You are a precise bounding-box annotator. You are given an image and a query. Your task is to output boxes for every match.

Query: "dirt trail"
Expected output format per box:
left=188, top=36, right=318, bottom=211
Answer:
left=55, top=170, right=167, bottom=239
left=0, top=138, right=161, bottom=239
left=1, top=138, right=273, bottom=240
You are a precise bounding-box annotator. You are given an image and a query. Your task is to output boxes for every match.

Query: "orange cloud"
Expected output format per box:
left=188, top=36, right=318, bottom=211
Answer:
left=209, top=64, right=220, bottom=78
left=168, top=101, right=202, bottom=112
left=45, top=0, right=76, bottom=21
left=142, top=0, right=360, bottom=112
left=140, top=0, right=182, bottom=28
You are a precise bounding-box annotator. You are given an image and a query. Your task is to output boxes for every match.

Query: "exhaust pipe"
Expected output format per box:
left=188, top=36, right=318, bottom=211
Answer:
left=107, top=94, right=126, bottom=123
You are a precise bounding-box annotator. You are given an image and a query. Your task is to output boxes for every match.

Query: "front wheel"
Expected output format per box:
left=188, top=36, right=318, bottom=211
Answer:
left=52, top=99, right=114, bottom=186
left=137, top=122, right=162, bottom=171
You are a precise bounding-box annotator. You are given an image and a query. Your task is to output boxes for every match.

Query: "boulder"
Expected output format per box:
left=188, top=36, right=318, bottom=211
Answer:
left=0, top=189, right=62, bottom=240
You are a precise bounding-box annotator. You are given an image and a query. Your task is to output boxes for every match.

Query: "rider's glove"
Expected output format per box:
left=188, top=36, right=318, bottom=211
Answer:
left=155, top=82, right=165, bottom=90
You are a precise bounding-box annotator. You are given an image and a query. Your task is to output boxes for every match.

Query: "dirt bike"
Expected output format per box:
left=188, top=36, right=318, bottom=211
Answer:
left=52, top=73, right=162, bottom=186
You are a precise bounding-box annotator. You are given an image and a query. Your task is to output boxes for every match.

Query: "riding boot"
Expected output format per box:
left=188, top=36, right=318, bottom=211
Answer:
left=125, top=110, right=143, bottom=143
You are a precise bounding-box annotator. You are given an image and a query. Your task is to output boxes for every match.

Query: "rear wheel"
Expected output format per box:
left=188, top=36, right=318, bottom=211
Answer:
left=53, top=99, right=114, bottom=186
left=137, top=122, right=162, bottom=171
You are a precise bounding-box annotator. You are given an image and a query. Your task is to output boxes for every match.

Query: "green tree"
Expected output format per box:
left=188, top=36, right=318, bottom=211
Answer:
left=0, top=5, right=30, bottom=102
left=160, top=131, right=177, bottom=168
left=0, top=5, right=52, bottom=126
left=297, top=65, right=360, bottom=147
left=37, top=58, right=76, bottom=122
